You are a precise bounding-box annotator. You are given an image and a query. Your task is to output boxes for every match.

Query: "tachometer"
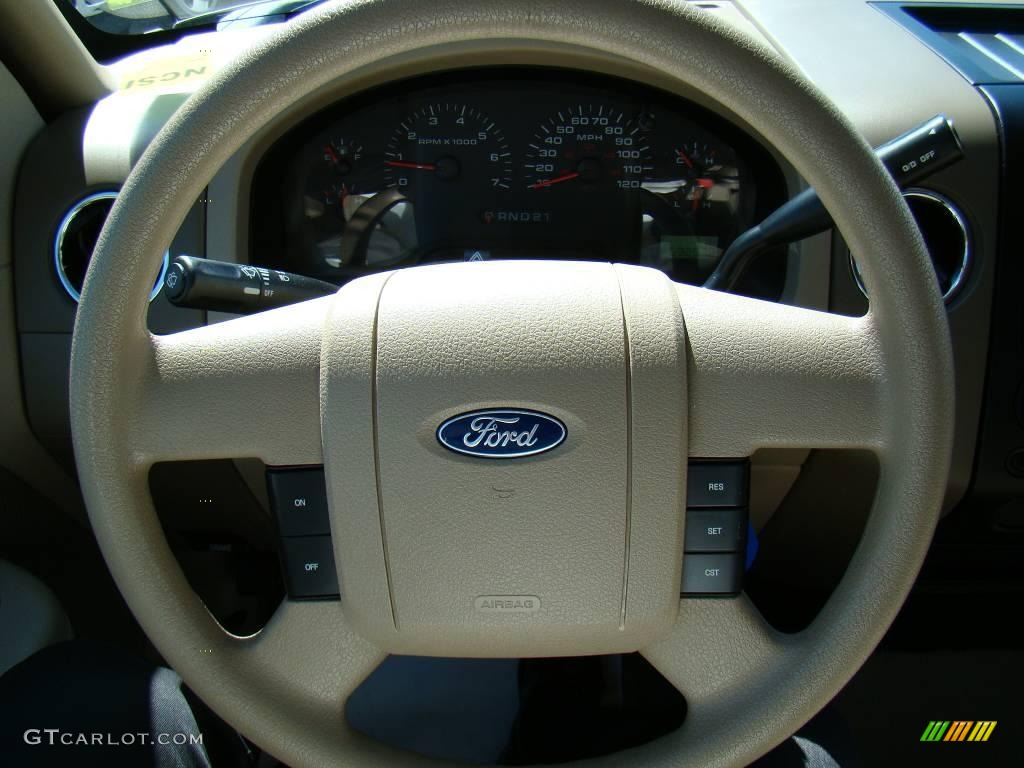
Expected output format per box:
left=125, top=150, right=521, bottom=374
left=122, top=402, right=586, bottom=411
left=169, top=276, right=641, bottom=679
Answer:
left=524, top=105, right=653, bottom=191
left=383, top=104, right=512, bottom=192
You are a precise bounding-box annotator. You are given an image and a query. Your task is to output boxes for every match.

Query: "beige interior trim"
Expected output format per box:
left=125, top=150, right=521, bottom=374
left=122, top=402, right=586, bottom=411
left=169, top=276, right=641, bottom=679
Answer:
left=69, top=1, right=954, bottom=766
left=0, top=0, right=113, bottom=115
left=0, top=60, right=83, bottom=515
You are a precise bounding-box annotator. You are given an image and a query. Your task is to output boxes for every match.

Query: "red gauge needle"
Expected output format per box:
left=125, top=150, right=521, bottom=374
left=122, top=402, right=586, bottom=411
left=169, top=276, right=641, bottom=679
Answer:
left=386, top=160, right=437, bottom=171
left=676, top=149, right=694, bottom=169
left=691, top=179, right=715, bottom=211
left=530, top=171, right=580, bottom=190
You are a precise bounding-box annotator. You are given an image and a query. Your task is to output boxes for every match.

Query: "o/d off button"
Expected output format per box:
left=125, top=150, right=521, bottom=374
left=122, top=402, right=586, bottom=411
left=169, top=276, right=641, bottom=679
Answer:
left=687, top=461, right=748, bottom=508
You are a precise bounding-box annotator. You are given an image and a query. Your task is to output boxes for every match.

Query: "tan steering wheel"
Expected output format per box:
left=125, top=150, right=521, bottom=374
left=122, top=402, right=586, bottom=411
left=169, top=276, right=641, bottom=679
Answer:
left=69, top=1, right=954, bottom=765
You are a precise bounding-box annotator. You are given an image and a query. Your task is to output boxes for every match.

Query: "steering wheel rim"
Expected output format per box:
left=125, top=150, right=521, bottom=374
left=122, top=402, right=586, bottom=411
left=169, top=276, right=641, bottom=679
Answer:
left=70, top=1, right=954, bottom=766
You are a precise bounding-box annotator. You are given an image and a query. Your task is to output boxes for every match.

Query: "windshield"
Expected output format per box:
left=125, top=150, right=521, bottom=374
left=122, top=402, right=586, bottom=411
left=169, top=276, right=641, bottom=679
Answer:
left=64, top=0, right=316, bottom=34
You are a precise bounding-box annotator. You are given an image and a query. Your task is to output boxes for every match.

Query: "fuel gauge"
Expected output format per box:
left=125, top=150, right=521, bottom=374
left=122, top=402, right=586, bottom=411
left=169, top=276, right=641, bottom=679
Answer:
left=322, top=137, right=362, bottom=175
left=310, top=137, right=387, bottom=221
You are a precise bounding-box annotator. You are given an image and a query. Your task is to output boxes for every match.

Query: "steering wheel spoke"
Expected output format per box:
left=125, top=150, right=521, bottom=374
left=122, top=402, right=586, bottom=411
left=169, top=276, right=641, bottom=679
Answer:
left=244, top=600, right=385, bottom=708
left=679, top=284, right=885, bottom=457
left=128, top=297, right=331, bottom=466
left=643, top=596, right=784, bottom=708
left=639, top=596, right=804, bottom=766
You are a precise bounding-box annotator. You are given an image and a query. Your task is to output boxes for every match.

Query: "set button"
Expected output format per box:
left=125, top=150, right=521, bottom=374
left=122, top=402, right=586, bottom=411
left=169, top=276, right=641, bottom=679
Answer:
left=684, top=508, right=745, bottom=552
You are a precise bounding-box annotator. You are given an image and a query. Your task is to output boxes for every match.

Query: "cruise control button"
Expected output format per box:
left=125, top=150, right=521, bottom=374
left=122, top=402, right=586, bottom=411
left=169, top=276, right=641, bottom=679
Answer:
left=268, top=468, right=330, bottom=537
left=684, top=508, right=745, bottom=552
left=687, top=461, right=748, bottom=508
left=680, top=553, right=743, bottom=595
left=281, top=536, right=339, bottom=599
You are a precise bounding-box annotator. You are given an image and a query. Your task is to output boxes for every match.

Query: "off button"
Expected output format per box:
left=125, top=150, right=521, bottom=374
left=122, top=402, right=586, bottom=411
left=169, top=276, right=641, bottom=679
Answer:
left=281, top=536, right=339, bottom=599
left=687, top=461, right=748, bottom=508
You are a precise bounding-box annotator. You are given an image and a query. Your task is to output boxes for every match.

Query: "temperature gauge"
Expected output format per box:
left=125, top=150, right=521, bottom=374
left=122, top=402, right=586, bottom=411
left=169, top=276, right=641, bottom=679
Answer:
left=672, top=141, right=739, bottom=210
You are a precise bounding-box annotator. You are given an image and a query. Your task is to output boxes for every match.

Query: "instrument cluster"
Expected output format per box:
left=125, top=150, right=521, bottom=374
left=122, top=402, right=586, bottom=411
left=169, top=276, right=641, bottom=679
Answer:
left=251, top=70, right=788, bottom=293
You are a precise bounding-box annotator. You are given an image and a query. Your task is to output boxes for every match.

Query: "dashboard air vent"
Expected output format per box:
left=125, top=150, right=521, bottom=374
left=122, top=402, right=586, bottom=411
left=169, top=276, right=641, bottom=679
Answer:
left=54, top=191, right=168, bottom=303
left=851, top=188, right=972, bottom=304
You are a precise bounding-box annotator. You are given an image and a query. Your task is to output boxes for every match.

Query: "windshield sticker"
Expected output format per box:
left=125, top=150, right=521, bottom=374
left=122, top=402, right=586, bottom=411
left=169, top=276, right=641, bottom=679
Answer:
left=120, top=53, right=212, bottom=93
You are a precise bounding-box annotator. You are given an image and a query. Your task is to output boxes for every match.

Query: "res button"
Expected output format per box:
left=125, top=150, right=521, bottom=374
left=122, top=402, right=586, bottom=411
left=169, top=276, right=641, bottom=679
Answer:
left=687, top=461, right=748, bottom=508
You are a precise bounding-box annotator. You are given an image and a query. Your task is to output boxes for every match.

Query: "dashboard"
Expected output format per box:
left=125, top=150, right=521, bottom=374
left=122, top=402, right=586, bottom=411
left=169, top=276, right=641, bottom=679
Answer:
left=8, top=5, right=1001, bottom=521
left=251, top=70, right=788, bottom=296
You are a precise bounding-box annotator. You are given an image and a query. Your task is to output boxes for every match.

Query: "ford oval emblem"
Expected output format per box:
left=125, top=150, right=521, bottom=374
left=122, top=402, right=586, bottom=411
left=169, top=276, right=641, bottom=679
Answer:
left=437, top=409, right=567, bottom=459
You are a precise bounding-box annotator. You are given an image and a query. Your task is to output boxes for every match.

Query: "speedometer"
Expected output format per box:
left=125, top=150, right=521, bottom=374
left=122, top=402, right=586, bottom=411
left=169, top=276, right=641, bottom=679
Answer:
left=524, top=105, right=653, bottom=192
left=383, top=103, right=512, bottom=192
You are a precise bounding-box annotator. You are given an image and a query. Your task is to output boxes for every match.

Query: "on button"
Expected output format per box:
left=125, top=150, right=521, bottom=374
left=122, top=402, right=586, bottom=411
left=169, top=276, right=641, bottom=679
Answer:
left=268, top=468, right=330, bottom=536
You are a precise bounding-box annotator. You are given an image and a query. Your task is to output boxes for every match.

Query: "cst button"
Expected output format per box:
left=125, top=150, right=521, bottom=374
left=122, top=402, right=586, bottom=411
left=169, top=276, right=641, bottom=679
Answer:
left=681, top=553, right=743, bottom=595
left=687, top=461, right=748, bottom=507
